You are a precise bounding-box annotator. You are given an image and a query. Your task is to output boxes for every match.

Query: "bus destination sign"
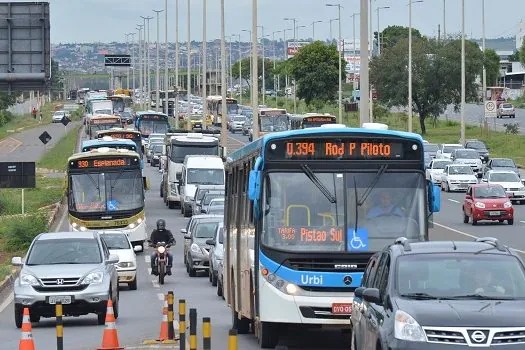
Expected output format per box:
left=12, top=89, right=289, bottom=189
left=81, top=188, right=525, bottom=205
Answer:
left=98, top=132, right=138, bottom=140
left=69, top=157, right=136, bottom=169
left=141, top=114, right=167, bottom=120
left=304, top=116, right=335, bottom=123
left=267, top=137, right=421, bottom=161
left=91, top=118, right=120, bottom=125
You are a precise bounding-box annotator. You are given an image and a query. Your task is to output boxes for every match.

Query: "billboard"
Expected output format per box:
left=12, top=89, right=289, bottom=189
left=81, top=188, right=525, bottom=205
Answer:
left=287, top=41, right=310, bottom=59
left=0, top=2, right=51, bottom=92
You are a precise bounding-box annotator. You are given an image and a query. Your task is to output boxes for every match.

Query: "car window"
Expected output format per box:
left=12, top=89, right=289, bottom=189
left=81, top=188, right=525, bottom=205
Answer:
left=101, top=234, right=131, bottom=249
left=27, top=238, right=102, bottom=265
left=454, top=150, right=479, bottom=159
left=474, top=186, right=507, bottom=198
left=433, top=161, right=451, bottom=169
left=448, top=166, right=473, bottom=175
left=372, top=251, right=389, bottom=289
left=423, top=144, right=438, bottom=152
left=466, top=141, right=486, bottom=150
left=492, top=159, right=515, bottom=168
left=218, top=227, right=224, bottom=244
left=396, top=254, right=525, bottom=298
left=194, top=222, right=219, bottom=238
left=361, top=254, right=379, bottom=288
left=489, top=172, right=519, bottom=183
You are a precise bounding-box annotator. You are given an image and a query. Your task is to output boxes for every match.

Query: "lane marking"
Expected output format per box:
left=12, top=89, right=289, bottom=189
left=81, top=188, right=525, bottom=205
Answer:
left=448, top=199, right=461, bottom=204
left=433, top=221, right=525, bottom=254
left=0, top=292, right=13, bottom=313
left=520, top=221, right=525, bottom=224
left=152, top=279, right=160, bottom=288
left=145, top=255, right=151, bottom=263
left=157, top=293, right=165, bottom=301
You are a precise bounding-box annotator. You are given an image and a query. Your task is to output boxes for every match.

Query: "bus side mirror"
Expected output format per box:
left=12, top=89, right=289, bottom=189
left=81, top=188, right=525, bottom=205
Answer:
left=428, top=180, right=440, bottom=213
left=248, top=170, right=261, bottom=201
left=143, top=177, right=150, bottom=190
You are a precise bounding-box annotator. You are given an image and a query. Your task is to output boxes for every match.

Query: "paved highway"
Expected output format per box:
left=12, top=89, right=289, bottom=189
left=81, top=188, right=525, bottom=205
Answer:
left=1, top=127, right=524, bottom=349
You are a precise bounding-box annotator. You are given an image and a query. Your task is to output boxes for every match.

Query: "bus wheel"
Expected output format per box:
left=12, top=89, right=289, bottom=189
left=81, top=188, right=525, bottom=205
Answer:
left=232, top=310, right=250, bottom=334
left=258, top=321, right=279, bottom=348
left=168, top=201, right=176, bottom=209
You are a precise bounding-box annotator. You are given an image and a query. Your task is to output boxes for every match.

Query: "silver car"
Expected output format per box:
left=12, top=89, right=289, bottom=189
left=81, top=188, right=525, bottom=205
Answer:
left=207, top=222, right=224, bottom=287
left=12, top=231, right=120, bottom=327
left=184, top=217, right=222, bottom=277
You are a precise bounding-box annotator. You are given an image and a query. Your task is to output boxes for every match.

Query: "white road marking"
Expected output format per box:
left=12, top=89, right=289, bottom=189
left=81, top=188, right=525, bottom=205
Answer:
left=520, top=221, right=525, bottom=224
left=0, top=292, right=13, bottom=313
left=433, top=221, right=525, bottom=254
left=157, top=293, right=165, bottom=301
left=447, top=199, right=460, bottom=204
left=145, top=255, right=151, bottom=263
left=152, top=279, right=160, bottom=288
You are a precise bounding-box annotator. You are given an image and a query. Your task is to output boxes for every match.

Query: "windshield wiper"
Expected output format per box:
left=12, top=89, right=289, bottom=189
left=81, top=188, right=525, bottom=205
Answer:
left=448, top=294, right=513, bottom=300
left=300, top=164, right=336, bottom=204
left=400, top=292, right=441, bottom=300
left=357, top=165, right=388, bottom=206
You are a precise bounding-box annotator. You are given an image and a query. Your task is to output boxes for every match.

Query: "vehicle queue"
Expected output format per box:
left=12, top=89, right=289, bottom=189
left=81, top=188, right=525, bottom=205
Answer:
left=9, top=93, right=525, bottom=350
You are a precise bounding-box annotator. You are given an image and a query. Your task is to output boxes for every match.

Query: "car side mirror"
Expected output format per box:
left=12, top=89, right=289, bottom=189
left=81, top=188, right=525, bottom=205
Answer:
left=354, top=286, right=366, bottom=298
left=180, top=228, right=187, bottom=234
left=184, top=233, right=191, bottom=239
left=176, top=172, right=182, bottom=181
left=106, top=254, right=120, bottom=265
left=206, top=239, right=216, bottom=246
left=362, top=288, right=382, bottom=305
left=465, top=195, right=471, bottom=200
left=481, top=178, right=488, bottom=182
left=477, top=172, right=482, bottom=178
left=133, top=245, right=142, bottom=252
left=11, top=256, right=23, bottom=266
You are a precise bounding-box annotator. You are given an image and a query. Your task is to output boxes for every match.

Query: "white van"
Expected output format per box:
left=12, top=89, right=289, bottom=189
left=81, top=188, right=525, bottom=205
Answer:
left=178, top=155, right=225, bottom=217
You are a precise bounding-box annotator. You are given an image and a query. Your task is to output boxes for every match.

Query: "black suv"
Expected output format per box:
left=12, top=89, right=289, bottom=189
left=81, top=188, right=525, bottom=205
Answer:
left=464, top=139, right=490, bottom=163
left=351, top=237, right=525, bottom=349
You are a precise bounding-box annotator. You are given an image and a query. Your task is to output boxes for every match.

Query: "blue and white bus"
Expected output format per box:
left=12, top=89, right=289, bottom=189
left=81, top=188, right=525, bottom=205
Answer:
left=223, top=123, right=440, bottom=348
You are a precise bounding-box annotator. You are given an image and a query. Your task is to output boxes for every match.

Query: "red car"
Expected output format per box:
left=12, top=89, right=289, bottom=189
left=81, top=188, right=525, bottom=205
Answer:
left=463, top=184, right=514, bottom=225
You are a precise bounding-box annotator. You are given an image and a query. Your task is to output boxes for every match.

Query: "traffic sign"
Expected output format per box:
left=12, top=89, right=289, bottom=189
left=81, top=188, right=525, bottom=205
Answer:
left=0, top=162, right=36, bottom=188
left=61, top=116, right=70, bottom=126
left=39, top=131, right=52, bottom=145
left=484, top=100, right=497, bottom=118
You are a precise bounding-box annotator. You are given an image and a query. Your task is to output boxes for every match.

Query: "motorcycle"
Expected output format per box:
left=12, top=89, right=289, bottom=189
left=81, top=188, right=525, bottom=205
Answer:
left=149, top=240, right=172, bottom=285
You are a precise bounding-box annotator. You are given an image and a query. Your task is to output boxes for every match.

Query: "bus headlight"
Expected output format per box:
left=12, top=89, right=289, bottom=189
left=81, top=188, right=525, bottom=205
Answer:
left=261, top=268, right=301, bottom=296
left=71, top=222, right=78, bottom=228
left=80, top=226, right=87, bottom=232
left=285, top=283, right=299, bottom=295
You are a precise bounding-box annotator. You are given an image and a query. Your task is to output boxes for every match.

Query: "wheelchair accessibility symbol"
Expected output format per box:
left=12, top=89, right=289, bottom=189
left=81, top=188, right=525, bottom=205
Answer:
left=107, top=200, right=119, bottom=211
left=347, top=228, right=368, bottom=251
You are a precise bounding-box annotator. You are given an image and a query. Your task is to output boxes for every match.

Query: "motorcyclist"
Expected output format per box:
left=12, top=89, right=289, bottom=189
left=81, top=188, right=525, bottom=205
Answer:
left=150, top=219, right=175, bottom=276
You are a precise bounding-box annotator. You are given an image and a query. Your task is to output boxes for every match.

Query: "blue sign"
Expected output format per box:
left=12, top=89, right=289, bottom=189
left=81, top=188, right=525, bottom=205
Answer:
left=347, top=228, right=368, bottom=252
left=107, top=200, right=119, bottom=211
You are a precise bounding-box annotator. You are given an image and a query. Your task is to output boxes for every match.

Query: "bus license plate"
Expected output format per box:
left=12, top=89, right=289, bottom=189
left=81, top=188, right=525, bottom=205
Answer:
left=47, top=296, right=72, bottom=305
left=332, top=303, right=352, bottom=315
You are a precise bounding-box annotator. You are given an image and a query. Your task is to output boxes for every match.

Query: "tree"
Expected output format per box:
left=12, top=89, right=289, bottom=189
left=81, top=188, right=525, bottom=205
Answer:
left=50, top=59, right=64, bottom=98
left=231, top=57, right=275, bottom=91
left=520, top=40, right=525, bottom=67
left=484, top=49, right=500, bottom=86
left=380, top=25, right=423, bottom=52
left=287, top=41, right=347, bottom=105
left=370, top=38, right=483, bottom=134
left=508, top=50, right=520, bottom=62
left=0, top=92, right=16, bottom=111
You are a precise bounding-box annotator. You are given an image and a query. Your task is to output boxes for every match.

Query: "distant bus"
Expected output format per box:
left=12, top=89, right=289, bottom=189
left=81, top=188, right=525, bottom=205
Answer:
left=87, top=114, right=122, bottom=139
left=206, top=96, right=239, bottom=126
left=134, top=111, right=170, bottom=140
left=108, top=95, right=133, bottom=113
left=258, top=108, right=290, bottom=138
left=96, top=129, right=143, bottom=158
left=76, top=88, right=90, bottom=105
left=290, top=113, right=337, bottom=129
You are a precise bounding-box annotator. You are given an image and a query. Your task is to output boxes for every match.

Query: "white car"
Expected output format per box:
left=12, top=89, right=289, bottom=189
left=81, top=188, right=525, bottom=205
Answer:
left=426, top=159, right=452, bottom=184
left=100, top=232, right=138, bottom=290
left=436, top=143, right=464, bottom=160
left=441, top=164, right=478, bottom=192
left=482, top=170, right=525, bottom=204
left=52, top=110, right=66, bottom=123
left=450, top=149, right=483, bottom=175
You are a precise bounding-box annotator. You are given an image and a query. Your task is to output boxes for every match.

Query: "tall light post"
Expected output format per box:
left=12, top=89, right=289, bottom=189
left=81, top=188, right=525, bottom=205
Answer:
left=326, top=3, right=343, bottom=124
left=153, top=9, right=164, bottom=112
left=175, top=0, right=180, bottom=128
left=283, top=28, right=291, bottom=111
left=351, top=13, right=359, bottom=90
left=140, top=17, right=148, bottom=109
left=164, top=0, right=169, bottom=116
left=202, top=0, right=208, bottom=119
left=220, top=0, right=227, bottom=151
left=186, top=0, right=191, bottom=127
left=296, top=25, right=306, bottom=39
left=311, top=20, right=322, bottom=41
left=257, top=25, right=265, bottom=105
left=136, top=26, right=143, bottom=105
left=284, top=17, right=297, bottom=114
left=125, top=33, right=133, bottom=89
left=228, top=35, right=233, bottom=98
left=408, top=0, right=423, bottom=132
left=251, top=0, right=259, bottom=139
left=141, top=15, right=153, bottom=109
left=360, top=0, right=369, bottom=125
left=128, top=32, right=136, bottom=99
left=443, top=0, right=446, bottom=40
left=329, top=18, right=339, bottom=42
left=241, top=29, right=252, bottom=103
left=460, top=0, right=465, bottom=144
left=482, top=0, right=486, bottom=113
left=272, top=30, right=282, bottom=107
left=234, top=34, right=242, bottom=105
left=376, top=6, right=390, bottom=55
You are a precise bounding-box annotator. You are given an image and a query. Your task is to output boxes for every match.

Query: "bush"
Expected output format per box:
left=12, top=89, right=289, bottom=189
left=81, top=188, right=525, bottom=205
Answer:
left=504, top=123, right=520, bottom=134
left=0, top=213, right=49, bottom=251
left=0, top=111, right=13, bottom=127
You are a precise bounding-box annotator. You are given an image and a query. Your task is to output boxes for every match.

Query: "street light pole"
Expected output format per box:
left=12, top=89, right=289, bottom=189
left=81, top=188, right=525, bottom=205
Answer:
left=128, top=32, right=136, bottom=99
left=251, top=0, right=259, bottom=139
left=327, top=4, right=343, bottom=124
left=229, top=36, right=233, bottom=98
left=311, top=20, right=322, bottom=41
left=408, top=0, right=423, bottom=132
left=482, top=0, right=486, bottom=111
left=351, top=13, right=359, bottom=90
left=125, top=33, right=132, bottom=89
left=202, top=0, right=208, bottom=119
left=153, top=9, right=163, bottom=112
left=235, top=34, right=242, bottom=105
left=258, top=25, right=265, bottom=105
left=136, top=25, right=143, bottom=106
left=164, top=0, right=169, bottom=116
left=141, top=16, right=153, bottom=109
left=443, top=0, right=446, bottom=41
left=220, top=0, right=228, bottom=152
left=376, top=6, right=390, bottom=56
left=460, top=0, right=465, bottom=144
left=273, top=30, right=281, bottom=107
left=175, top=0, right=180, bottom=128
left=284, top=18, right=297, bottom=114
left=186, top=0, right=191, bottom=127
left=242, top=30, right=252, bottom=103
left=359, top=0, right=369, bottom=125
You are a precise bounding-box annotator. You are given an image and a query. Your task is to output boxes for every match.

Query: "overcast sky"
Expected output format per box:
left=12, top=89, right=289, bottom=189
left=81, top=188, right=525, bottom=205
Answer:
left=24, top=0, right=525, bottom=43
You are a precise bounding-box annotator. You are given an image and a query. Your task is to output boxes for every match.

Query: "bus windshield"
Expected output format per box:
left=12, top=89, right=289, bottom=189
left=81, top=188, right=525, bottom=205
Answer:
left=69, top=170, right=144, bottom=213
left=226, top=102, right=239, bottom=115
left=261, top=171, right=425, bottom=253
left=260, top=115, right=288, bottom=132
left=140, top=120, right=170, bottom=135
left=90, top=123, right=121, bottom=134
left=170, top=144, right=219, bottom=163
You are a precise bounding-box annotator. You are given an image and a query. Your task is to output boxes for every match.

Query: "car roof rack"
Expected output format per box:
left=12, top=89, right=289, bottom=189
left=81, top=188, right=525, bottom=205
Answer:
left=393, top=237, right=411, bottom=251
left=475, top=237, right=507, bottom=252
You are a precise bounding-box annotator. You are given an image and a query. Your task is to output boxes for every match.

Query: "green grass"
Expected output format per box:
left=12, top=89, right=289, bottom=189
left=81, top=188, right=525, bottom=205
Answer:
left=0, top=101, right=82, bottom=141
left=37, top=125, right=81, bottom=171
left=0, top=176, right=64, bottom=215
left=0, top=264, right=13, bottom=282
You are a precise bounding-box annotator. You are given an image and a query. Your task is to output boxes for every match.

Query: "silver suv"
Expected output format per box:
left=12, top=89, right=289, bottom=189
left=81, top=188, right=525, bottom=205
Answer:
left=12, top=231, right=120, bottom=327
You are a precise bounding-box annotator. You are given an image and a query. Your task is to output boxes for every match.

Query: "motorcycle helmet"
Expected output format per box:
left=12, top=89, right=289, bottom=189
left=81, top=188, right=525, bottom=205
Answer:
left=156, top=219, right=166, bottom=230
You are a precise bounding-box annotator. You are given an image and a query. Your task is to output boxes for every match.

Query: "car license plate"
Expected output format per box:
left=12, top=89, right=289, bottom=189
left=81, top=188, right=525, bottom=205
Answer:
left=489, top=211, right=500, bottom=216
left=47, top=296, right=72, bottom=305
left=332, top=303, right=352, bottom=315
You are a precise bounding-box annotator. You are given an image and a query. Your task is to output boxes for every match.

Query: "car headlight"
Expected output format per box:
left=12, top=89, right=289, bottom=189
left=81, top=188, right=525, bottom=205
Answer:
left=20, top=274, right=40, bottom=286
left=184, top=196, right=194, bottom=202
left=118, top=261, right=135, bottom=268
left=474, top=202, right=485, bottom=209
left=504, top=201, right=512, bottom=208
left=520, top=186, right=525, bottom=191
left=260, top=266, right=300, bottom=295
left=190, top=243, right=201, bottom=254
left=394, top=310, right=426, bottom=342
left=153, top=155, right=159, bottom=159
left=82, top=271, right=104, bottom=284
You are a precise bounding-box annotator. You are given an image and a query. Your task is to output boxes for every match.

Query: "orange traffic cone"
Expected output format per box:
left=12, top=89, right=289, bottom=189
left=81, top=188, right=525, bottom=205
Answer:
left=158, top=297, right=169, bottom=341
left=19, top=308, right=35, bottom=350
left=97, top=299, right=124, bottom=350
